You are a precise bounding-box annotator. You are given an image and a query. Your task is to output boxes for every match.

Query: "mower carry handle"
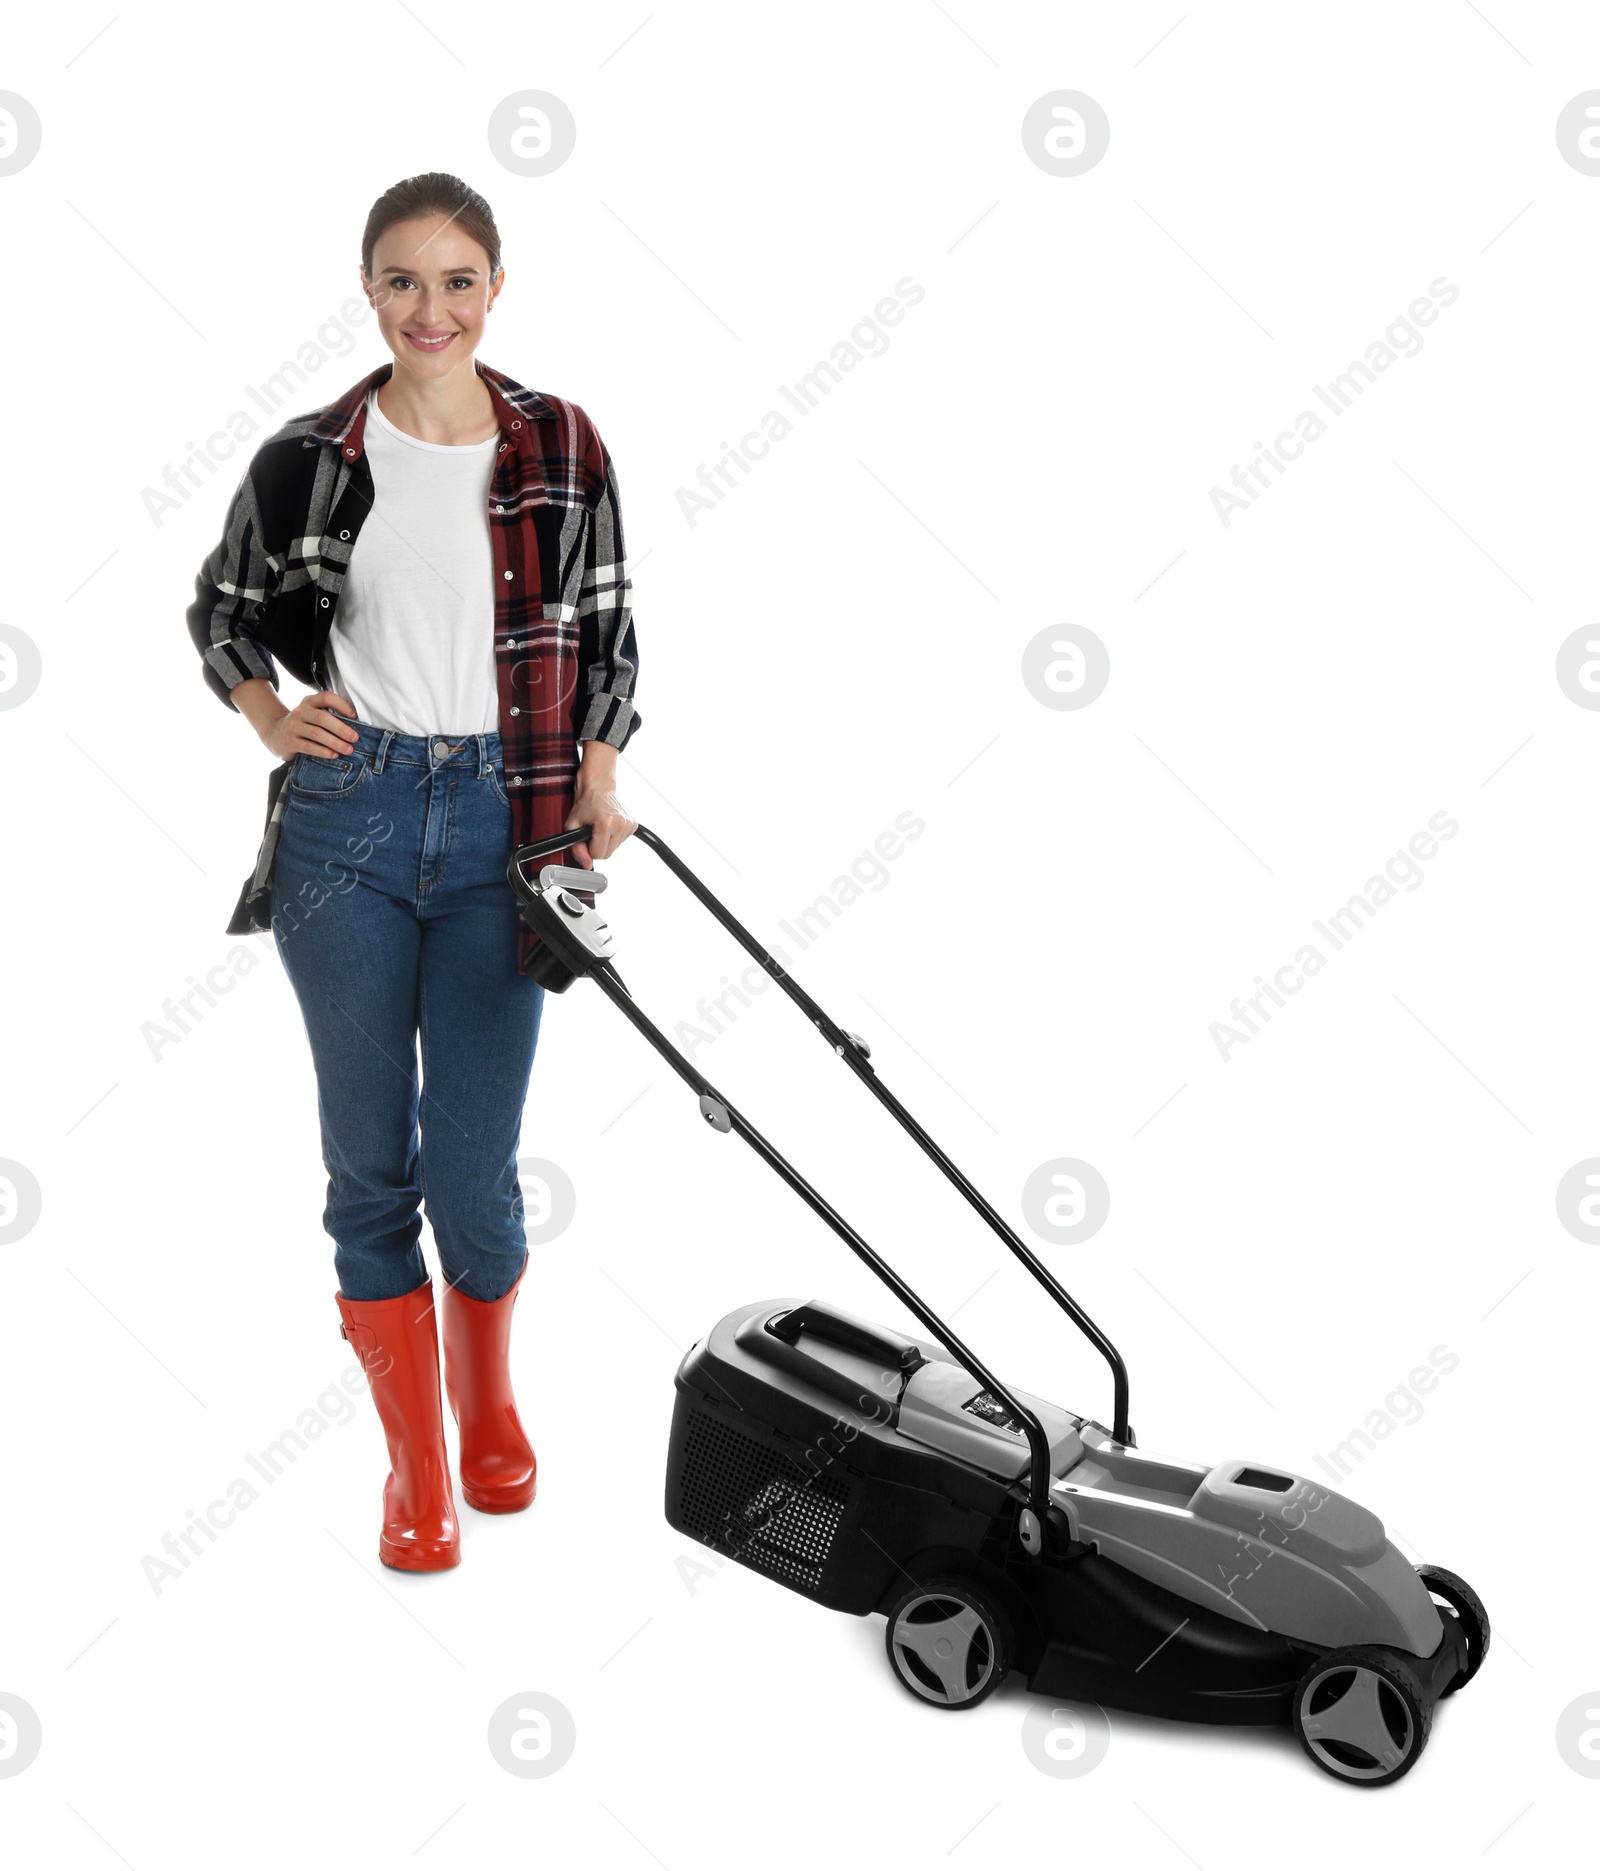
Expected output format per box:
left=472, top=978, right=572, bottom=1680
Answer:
left=770, top=1300, right=926, bottom=1372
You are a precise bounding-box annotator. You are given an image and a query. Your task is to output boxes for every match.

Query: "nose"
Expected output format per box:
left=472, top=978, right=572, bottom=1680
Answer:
left=406, top=281, right=465, bottom=326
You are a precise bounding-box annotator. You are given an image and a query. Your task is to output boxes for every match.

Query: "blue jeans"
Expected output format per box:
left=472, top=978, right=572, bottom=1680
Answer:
left=268, top=716, right=544, bottom=1303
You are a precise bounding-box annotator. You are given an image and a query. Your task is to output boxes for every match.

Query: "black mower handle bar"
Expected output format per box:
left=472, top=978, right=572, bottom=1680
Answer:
left=512, top=821, right=1133, bottom=1534
left=512, top=823, right=603, bottom=864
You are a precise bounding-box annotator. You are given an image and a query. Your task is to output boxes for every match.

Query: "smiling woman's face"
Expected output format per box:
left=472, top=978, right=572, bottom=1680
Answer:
left=364, top=214, right=503, bottom=376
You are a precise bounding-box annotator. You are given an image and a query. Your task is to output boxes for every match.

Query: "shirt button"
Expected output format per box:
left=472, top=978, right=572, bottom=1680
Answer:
left=494, top=505, right=505, bottom=514
left=339, top=529, right=350, bottom=540
left=320, top=597, right=330, bottom=607
left=509, top=706, right=520, bottom=716
left=344, top=447, right=356, bottom=458
left=503, top=570, right=513, bottom=580
left=511, top=419, right=522, bottom=430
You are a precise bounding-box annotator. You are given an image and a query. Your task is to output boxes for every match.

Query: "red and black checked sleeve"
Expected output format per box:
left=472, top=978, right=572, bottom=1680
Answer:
left=574, top=437, right=642, bottom=751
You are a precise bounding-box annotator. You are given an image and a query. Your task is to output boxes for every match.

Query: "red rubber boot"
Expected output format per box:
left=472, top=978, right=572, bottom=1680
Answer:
left=335, top=1278, right=461, bottom=1571
left=440, top=1256, right=538, bottom=1513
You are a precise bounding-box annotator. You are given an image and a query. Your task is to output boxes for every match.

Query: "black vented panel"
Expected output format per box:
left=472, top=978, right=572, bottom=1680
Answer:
left=676, top=1406, right=851, bottom=1595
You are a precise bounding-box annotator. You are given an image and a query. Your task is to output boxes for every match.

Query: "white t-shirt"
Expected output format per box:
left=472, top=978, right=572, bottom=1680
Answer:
left=322, top=388, right=500, bottom=735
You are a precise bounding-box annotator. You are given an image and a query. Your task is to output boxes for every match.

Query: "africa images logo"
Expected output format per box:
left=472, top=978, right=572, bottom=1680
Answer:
left=1210, top=812, right=1458, bottom=1062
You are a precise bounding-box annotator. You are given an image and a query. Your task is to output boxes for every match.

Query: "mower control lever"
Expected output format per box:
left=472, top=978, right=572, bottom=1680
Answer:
left=539, top=863, right=607, bottom=895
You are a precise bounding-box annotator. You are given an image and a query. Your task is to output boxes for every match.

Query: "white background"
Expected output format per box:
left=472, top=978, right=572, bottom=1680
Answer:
left=1, top=1, right=1594, bottom=1863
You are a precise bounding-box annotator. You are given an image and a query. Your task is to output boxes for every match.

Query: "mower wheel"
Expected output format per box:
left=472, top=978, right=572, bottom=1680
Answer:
left=1416, top=1565, right=1490, bottom=1695
left=1292, top=1646, right=1431, bottom=1786
left=884, top=1575, right=1013, bottom=1711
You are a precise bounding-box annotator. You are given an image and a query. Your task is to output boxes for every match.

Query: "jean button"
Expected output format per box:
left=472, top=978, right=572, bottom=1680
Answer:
left=432, top=739, right=451, bottom=760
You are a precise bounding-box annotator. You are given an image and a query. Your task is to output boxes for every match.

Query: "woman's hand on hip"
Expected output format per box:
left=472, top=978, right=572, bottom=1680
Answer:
left=254, top=689, right=360, bottom=763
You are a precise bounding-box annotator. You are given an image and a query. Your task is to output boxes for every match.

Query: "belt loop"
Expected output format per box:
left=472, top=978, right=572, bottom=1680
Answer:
left=476, top=731, right=490, bottom=779
left=374, top=729, right=395, bottom=773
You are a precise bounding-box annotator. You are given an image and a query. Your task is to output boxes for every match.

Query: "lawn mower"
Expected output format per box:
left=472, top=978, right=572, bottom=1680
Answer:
left=509, top=824, right=1489, bottom=1786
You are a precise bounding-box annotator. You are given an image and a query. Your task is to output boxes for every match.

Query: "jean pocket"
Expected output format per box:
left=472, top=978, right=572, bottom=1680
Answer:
left=289, top=750, right=372, bottom=800
left=485, top=763, right=512, bottom=810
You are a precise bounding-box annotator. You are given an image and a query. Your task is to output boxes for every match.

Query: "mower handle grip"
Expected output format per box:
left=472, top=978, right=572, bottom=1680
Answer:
left=509, top=825, right=601, bottom=902
left=512, top=824, right=595, bottom=866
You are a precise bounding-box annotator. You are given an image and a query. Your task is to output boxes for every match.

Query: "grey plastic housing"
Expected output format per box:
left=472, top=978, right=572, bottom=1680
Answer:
left=1052, top=1428, right=1444, bottom=1658
left=895, top=1359, right=1085, bottom=1480
left=546, top=888, right=615, bottom=962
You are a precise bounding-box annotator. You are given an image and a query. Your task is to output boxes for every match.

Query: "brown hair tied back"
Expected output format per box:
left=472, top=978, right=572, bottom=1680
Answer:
left=361, top=172, right=502, bottom=281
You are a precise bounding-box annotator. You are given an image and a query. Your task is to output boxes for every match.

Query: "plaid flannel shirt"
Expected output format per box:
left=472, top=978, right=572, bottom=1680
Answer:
left=186, top=358, right=641, bottom=976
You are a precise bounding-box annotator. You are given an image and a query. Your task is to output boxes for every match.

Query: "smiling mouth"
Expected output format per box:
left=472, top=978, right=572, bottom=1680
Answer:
left=404, top=330, right=458, bottom=350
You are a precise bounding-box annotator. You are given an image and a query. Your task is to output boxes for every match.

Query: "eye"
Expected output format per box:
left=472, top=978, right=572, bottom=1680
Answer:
left=389, top=276, right=416, bottom=291
left=448, top=277, right=474, bottom=290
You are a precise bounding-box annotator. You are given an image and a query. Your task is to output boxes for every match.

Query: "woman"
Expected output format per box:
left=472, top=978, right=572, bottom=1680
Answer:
left=185, top=172, right=641, bottom=1572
